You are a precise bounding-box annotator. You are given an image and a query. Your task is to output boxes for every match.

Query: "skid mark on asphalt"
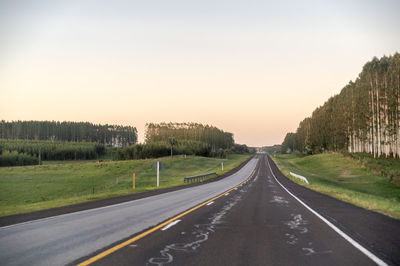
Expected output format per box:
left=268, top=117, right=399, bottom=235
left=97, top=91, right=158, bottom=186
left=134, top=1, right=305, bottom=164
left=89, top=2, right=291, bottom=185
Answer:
left=267, top=175, right=276, bottom=188
left=281, top=211, right=332, bottom=256
left=302, top=247, right=333, bottom=256
left=239, top=182, right=252, bottom=193
left=266, top=162, right=332, bottom=257
left=283, top=214, right=308, bottom=245
left=285, top=214, right=308, bottom=234
left=270, top=196, right=289, bottom=205
left=285, top=233, right=298, bottom=245
left=147, top=192, right=245, bottom=266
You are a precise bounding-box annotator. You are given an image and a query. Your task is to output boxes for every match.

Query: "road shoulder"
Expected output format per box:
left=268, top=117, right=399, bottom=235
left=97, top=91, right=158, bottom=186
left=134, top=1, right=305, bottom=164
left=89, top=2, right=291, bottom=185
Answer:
left=267, top=156, right=400, bottom=265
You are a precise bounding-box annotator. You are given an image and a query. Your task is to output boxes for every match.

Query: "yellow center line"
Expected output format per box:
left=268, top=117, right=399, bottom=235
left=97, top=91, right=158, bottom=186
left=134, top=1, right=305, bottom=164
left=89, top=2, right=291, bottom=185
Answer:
left=77, top=169, right=257, bottom=266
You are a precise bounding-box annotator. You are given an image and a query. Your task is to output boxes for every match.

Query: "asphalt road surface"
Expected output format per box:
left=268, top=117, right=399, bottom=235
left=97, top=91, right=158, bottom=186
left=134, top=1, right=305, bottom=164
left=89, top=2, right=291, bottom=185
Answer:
left=1, top=155, right=399, bottom=266
left=80, top=155, right=399, bottom=266
left=0, top=158, right=258, bottom=266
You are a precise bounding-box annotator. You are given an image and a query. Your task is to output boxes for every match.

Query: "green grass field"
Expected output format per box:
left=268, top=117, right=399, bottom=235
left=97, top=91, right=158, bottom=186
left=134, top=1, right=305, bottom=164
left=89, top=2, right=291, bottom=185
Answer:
left=346, top=152, right=400, bottom=187
left=0, top=154, right=250, bottom=217
left=272, top=153, right=400, bottom=219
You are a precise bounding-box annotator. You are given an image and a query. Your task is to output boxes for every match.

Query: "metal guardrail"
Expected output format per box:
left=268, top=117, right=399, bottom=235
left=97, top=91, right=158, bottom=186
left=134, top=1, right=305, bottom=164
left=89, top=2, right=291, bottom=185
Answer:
left=289, top=172, right=310, bottom=184
left=184, top=172, right=216, bottom=183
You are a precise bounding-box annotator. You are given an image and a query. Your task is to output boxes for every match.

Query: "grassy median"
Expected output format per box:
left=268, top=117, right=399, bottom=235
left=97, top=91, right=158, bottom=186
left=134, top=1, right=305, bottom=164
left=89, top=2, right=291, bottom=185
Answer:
left=0, top=154, right=250, bottom=217
left=271, top=153, right=400, bottom=219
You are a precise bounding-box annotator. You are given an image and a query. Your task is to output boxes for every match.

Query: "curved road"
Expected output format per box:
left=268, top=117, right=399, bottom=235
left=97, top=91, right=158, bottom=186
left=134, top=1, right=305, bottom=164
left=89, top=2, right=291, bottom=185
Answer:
left=86, top=155, right=397, bottom=266
left=0, top=158, right=258, bottom=266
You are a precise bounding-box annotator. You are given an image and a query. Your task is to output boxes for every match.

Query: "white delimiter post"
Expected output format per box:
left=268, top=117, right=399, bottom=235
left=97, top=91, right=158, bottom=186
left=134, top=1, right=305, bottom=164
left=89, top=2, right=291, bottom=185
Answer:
left=157, top=161, right=160, bottom=187
left=221, top=162, right=224, bottom=171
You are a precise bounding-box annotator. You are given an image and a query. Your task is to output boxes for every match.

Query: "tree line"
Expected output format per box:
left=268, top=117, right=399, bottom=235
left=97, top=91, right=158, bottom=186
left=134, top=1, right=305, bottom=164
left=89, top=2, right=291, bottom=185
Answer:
left=0, top=120, right=137, bottom=147
left=262, top=144, right=282, bottom=155
left=116, top=140, right=212, bottom=160
left=0, top=139, right=106, bottom=162
left=282, top=53, right=400, bottom=158
left=116, top=141, right=253, bottom=160
left=0, top=151, right=39, bottom=167
left=0, top=121, right=253, bottom=165
left=145, top=122, right=234, bottom=150
left=117, top=123, right=252, bottom=160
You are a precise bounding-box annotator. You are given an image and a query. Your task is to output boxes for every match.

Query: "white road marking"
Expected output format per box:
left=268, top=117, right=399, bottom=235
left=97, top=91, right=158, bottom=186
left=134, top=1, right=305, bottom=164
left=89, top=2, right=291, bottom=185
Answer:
left=149, top=195, right=242, bottom=265
left=1, top=160, right=259, bottom=231
left=161, top=220, right=181, bottom=231
left=266, top=157, right=387, bottom=266
left=225, top=193, right=229, bottom=196
left=206, top=201, right=214, bottom=206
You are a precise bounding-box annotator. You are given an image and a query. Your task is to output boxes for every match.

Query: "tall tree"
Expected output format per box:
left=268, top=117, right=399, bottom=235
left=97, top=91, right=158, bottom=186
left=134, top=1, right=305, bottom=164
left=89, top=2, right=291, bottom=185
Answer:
left=168, top=137, right=177, bottom=158
left=285, top=53, right=400, bottom=158
left=0, top=121, right=138, bottom=147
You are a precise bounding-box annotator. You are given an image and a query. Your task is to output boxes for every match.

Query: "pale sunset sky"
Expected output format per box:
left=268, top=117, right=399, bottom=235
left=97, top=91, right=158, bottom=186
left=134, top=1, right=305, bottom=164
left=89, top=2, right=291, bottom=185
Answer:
left=1, top=0, right=399, bottom=146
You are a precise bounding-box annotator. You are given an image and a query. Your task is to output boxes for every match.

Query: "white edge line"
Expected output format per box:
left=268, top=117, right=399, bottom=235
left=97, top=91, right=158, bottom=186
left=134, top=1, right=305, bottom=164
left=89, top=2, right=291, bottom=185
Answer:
left=0, top=187, right=196, bottom=230
left=1, top=158, right=259, bottom=230
left=266, top=157, right=387, bottom=266
left=0, top=190, right=179, bottom=230
left=161, top=219, right=181, bottom=231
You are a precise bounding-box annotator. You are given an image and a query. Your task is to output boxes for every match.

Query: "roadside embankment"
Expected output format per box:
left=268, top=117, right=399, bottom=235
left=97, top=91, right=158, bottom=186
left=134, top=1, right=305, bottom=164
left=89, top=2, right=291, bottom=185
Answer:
left=271, top=153, right=400, bottom=219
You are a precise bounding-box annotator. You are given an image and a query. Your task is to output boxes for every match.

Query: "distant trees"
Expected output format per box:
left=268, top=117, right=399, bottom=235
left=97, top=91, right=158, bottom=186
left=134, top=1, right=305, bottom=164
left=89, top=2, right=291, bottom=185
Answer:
left=0, top=139, right=106, bottom=161
left=116, top=122, right=252, bottom=160
left=115, top=140, right=211, bottom=160
left=284, top=53, right=400, bottom=158
left=0, top=121, right=137, bottom=147
left=281, top=133, right=299, bottom=153
left=262, top=145, right=282, bottom=155
left=0, top=150, right=39, bottom=167
left=0, top=120, right=254, bottom=164
left=145, top=122, right=234, bottom=150
left=232, top=143, right=251, bottom=154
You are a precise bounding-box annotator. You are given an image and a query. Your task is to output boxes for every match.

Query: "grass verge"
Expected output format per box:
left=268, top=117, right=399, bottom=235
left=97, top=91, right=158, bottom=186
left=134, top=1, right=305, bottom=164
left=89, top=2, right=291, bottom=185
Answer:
left=0, top=154, right=250, bottom=217
left=271, top=153, right=400, bottom=219
left=344, top=152, right=400, bottom=187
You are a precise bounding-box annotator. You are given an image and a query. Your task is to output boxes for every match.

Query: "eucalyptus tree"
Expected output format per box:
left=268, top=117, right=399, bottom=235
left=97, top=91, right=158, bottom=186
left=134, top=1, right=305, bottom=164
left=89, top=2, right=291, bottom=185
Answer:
left=168, top=137, right=177, bottom=158
left=145, top=122, right=234, bottom=150
left=286, top=53, right=400, bottom=158
left=0, top=121, right=137, bottom=147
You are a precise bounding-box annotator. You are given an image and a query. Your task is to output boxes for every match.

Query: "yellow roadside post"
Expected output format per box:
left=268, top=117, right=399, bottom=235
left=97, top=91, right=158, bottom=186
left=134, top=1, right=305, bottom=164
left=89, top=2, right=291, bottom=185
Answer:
left=132, top=172, right=135, bottom=190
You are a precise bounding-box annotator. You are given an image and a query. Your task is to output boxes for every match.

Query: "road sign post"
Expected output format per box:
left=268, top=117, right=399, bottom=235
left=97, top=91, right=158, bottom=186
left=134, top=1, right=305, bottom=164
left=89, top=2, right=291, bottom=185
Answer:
left=157, top=161, right=160, bottom=187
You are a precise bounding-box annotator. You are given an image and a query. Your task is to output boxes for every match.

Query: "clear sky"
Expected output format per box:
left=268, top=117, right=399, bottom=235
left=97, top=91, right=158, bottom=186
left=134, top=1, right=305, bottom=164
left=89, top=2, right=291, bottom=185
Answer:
left=1, top=0, right=399, bottom=146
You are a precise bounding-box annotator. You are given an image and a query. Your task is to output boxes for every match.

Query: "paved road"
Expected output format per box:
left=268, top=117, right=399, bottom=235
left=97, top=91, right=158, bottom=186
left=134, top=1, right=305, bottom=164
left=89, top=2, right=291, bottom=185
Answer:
left=88, top=155, right=396, bottom=266
left=0, top=158, right=258, bottom=266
